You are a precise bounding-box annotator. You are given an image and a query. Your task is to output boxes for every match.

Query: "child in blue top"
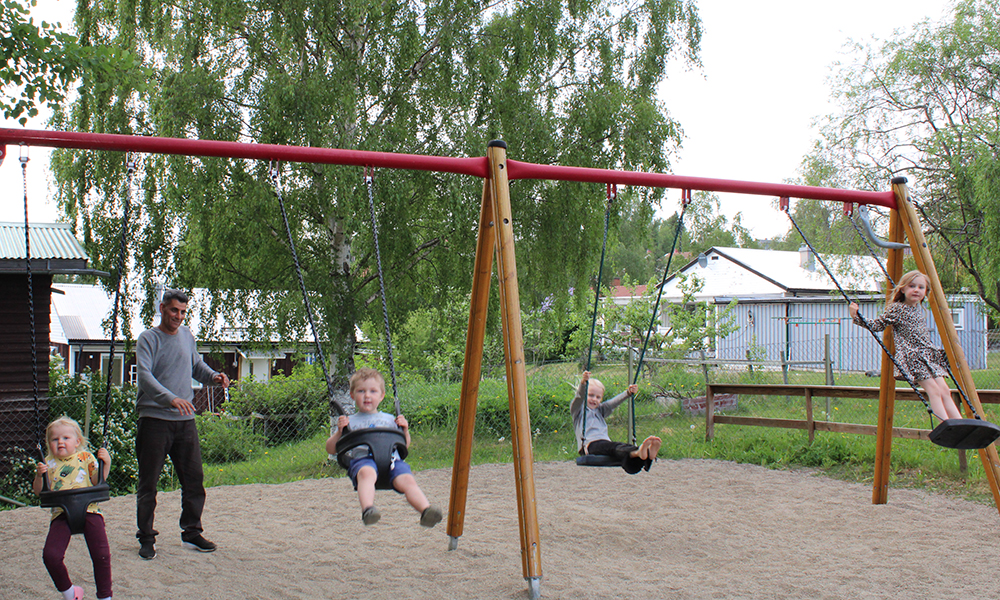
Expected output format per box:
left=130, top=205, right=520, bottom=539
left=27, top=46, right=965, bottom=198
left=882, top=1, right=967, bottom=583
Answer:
left=571, top=371, right=661, bottom=474
left=33, top=416, right=112, bottom=600
left=326, top=367, right=442, bottom=527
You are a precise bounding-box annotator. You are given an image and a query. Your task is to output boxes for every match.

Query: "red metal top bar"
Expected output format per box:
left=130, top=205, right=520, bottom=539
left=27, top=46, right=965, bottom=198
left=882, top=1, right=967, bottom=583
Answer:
left=0, top=128, right=897, bottom=208
left=505, top=160, right=897, bottom=209
left=0, top=128, right=489, bottom=178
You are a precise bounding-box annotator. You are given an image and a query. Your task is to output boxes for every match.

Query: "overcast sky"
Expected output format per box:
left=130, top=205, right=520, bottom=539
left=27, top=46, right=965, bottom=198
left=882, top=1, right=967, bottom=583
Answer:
left=1, top=0, right=954, bottom=237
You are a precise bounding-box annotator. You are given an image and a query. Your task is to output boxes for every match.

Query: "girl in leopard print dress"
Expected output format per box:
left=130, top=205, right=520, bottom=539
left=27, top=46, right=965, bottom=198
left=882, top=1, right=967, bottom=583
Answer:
left=849, top=270, right=963, bottom=421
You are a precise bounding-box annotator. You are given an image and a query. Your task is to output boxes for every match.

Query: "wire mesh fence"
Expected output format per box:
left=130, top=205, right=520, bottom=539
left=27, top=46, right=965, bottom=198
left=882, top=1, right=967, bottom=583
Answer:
left=4, top=339, right=1000, bottom=508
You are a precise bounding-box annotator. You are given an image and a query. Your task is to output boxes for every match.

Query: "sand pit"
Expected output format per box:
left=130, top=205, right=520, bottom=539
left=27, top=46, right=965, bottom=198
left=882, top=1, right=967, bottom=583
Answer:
left=2, top=459, right=999, bottom=599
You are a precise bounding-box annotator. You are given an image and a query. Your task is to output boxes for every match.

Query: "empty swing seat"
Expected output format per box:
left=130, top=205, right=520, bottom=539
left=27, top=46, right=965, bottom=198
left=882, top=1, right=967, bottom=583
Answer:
left=929, top=418, right=1000, bottom=450
left=336, top=427, right=409, bottom=490
left=39, top=464, right=111, bottom=535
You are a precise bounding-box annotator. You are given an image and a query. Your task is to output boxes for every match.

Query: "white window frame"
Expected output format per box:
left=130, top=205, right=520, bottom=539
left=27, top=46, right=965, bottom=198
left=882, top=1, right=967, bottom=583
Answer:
left=950, top=307, right=965, bottom=331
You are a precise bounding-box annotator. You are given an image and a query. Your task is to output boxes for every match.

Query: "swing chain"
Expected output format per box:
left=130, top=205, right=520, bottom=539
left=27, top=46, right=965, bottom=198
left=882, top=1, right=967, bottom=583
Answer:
left=271, top=161, right=345, bottom=416
left=98, top=155, right=137, bottom=445
left=847, top=206, right=896, bottom=288
left=364, top=167, right=401, bottom=417
left=21, top=145, right=45, bottom=460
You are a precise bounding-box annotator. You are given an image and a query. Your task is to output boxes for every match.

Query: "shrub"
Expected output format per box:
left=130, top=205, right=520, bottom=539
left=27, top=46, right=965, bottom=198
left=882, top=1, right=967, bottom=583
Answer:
left=197, top=413, right=268, bottom=463
left=224, top=363, right=329, bottom=444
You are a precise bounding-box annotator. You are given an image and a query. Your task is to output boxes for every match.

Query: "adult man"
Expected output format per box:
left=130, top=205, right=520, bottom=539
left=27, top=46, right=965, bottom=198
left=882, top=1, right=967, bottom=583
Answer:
left=135, top=289, right=229, bottom=560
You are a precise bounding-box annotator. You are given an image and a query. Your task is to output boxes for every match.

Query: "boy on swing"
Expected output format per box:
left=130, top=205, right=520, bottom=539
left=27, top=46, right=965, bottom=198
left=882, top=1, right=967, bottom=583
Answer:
left=571, top=371, right=661, bottom=473
left=326, top=368, right=443, bottom=527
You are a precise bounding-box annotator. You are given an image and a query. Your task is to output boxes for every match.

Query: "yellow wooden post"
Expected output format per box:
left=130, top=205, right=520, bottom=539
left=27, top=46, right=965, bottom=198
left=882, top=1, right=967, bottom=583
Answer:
left=872, top=185, right=905, bottom=505
left=486, top=141, right=542, bottom=595
left=893, top=179, right=1000, bottom=514
left=447, top=176, right=496, bottom=549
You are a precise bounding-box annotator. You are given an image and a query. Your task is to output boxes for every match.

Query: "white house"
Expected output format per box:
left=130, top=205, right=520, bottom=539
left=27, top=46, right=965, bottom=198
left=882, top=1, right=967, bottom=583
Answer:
left=49, top=283, right=314, bottom=386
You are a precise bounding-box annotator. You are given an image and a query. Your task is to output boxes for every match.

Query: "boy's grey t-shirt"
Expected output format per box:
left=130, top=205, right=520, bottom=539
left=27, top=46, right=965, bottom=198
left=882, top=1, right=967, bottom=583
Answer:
left=343, top=410, right=402, bottom=461
left=136, top=326, right=218, bottom=421
left=570, top=381, right=629, bottom=452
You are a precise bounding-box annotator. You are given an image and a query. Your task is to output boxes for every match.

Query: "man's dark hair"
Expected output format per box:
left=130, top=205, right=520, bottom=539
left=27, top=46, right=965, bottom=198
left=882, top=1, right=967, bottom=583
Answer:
left=161, top=288, right=189, bottom=305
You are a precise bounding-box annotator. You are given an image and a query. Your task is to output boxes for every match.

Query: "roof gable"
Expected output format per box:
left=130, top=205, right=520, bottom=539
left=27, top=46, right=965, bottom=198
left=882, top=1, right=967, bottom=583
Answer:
left=661, top=246, right=884, bottom=299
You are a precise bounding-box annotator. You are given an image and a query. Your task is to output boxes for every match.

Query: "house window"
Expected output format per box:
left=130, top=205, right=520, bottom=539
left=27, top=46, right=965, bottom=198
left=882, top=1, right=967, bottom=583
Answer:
left=100, top=355, right=124, bottom=387
left=950, top=307, right=965, bottom=331
left=130, top=364, right=138, bottom=385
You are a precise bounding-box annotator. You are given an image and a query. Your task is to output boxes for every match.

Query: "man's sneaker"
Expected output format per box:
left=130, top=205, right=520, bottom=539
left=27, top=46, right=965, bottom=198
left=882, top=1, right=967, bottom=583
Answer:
left=182, top=534, right=217, bottom=553
left=420, top=506, right=443, bottom=528
left=362, top=506, right=381, bottom=526
left=138, top=541, right=156, bottom=560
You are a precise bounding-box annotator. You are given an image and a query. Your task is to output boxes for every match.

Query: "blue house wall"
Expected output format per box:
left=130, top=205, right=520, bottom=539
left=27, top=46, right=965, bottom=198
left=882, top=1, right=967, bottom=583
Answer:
left=714, top=296, right=987, bottom=371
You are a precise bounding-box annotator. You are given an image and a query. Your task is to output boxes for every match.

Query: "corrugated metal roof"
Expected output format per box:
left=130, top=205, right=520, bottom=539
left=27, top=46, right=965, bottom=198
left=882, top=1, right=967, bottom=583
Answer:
left=0, top=222, right=89, bottom=260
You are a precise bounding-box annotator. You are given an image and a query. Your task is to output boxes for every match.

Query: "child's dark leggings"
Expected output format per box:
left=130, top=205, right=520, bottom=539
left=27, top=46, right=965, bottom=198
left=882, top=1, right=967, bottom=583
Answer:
left=43, top=512, right=112, bottom=598
left=586, top=440, right=645, bottom=474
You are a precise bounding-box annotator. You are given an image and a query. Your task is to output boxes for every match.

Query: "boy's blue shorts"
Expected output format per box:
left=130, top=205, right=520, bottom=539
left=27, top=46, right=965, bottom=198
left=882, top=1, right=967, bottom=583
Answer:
left=347, top=456, right=412, bottom=493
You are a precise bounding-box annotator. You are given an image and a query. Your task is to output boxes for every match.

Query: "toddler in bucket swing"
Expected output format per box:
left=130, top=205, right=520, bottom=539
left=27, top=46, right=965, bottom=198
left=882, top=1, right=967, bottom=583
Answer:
left=571, top=371, right=661, bottom=473
left=33, top=416, right=113, bottom=600
left=849, top=269, right=962, bottom=421
left=326, top=368, right=443, bottom=528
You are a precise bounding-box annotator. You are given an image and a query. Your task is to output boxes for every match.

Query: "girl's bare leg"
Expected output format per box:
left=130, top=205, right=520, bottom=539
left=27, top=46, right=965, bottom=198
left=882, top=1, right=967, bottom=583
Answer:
left=921, top=377, right=962, bottom=420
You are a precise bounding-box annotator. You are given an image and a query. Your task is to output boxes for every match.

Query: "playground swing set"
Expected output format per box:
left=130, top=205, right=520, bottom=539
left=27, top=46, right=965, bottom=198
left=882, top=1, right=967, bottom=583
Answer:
left=5, top=126, right=1000, bottom=600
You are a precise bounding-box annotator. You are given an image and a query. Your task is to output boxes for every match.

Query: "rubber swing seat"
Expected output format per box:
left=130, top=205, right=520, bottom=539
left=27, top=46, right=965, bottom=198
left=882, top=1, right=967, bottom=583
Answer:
left=929, top=418, right=1000, bottom=450
left=39, top=462, right=111, bottom=535
left=335, top=427, right=409, bottom=490
left=575, top=454, right=623, bottom=467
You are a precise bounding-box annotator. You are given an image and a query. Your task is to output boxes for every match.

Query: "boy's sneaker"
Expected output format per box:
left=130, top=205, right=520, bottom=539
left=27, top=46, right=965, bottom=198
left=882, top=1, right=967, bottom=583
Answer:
left=182, top=534, right=217, bottom=553
left=420, top=506, right=443, bottom=528
left=362, top=506, right=381, bottom=526
left=138, top=541, right=156, bottom=560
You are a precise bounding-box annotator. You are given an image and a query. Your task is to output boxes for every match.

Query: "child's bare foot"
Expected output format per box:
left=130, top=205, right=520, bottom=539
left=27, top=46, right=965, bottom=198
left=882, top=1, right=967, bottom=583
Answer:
left=643, top=436, right=661, bottom=471
left=646, top=436, right=661, bottom=459
left=637, top=437, right=654, bottom=460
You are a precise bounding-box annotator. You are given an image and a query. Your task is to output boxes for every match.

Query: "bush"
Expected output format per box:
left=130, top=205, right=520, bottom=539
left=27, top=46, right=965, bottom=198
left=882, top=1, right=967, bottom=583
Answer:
left=224, top=363, right=329, bottom=444
left=197, top=414, right=268, bottom=463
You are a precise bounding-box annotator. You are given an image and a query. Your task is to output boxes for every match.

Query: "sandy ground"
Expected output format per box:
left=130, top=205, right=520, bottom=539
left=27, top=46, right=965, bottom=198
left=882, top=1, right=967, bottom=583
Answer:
left=2, top=459, right=999, bottom=600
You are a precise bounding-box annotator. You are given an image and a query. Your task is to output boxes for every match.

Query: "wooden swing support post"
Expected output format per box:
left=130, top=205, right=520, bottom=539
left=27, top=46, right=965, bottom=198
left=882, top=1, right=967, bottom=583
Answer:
left=872, top=179, right=1000, bottom=513
left=447, top=141, right=542, bottom=595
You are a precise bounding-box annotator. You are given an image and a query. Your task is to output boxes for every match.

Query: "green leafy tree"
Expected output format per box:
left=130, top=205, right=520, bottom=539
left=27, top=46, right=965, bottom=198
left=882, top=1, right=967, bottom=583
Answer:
left=676, top=191, right=757, bottom=257
left=809, top=0, right=1000, bottom=311
left=0, top=0, right=143, bottom=124
left=50, top=0, right=703, bottom=398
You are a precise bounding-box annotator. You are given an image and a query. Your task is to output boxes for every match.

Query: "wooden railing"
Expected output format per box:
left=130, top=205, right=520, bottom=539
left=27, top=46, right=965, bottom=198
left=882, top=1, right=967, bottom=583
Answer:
left=705, top=384, right=1000, bottom=446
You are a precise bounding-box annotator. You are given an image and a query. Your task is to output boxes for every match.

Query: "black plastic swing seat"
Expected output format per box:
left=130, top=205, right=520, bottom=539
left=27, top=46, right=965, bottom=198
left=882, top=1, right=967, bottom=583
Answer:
left=39, top=481, right=111, bottom=535
left=929, top=418, right=1000, bottom=450
left=335, top=427, right=409, bottom=490
left=575, top=454, right=623, bottom=468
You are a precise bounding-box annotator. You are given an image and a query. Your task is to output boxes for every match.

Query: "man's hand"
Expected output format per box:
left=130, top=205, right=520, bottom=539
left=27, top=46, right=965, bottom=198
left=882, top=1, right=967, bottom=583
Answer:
left=171, top=397, right=196, bottom=416
left=214, top=372, right=230, bottom=389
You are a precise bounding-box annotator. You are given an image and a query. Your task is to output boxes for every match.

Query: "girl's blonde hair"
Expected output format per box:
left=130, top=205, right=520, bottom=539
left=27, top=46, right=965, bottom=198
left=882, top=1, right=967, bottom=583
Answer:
left=587, top=378, right=605, bottom=398
left=44, top=415, right=87, bottom=461
left=889, top=270, right=929, bottom=304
